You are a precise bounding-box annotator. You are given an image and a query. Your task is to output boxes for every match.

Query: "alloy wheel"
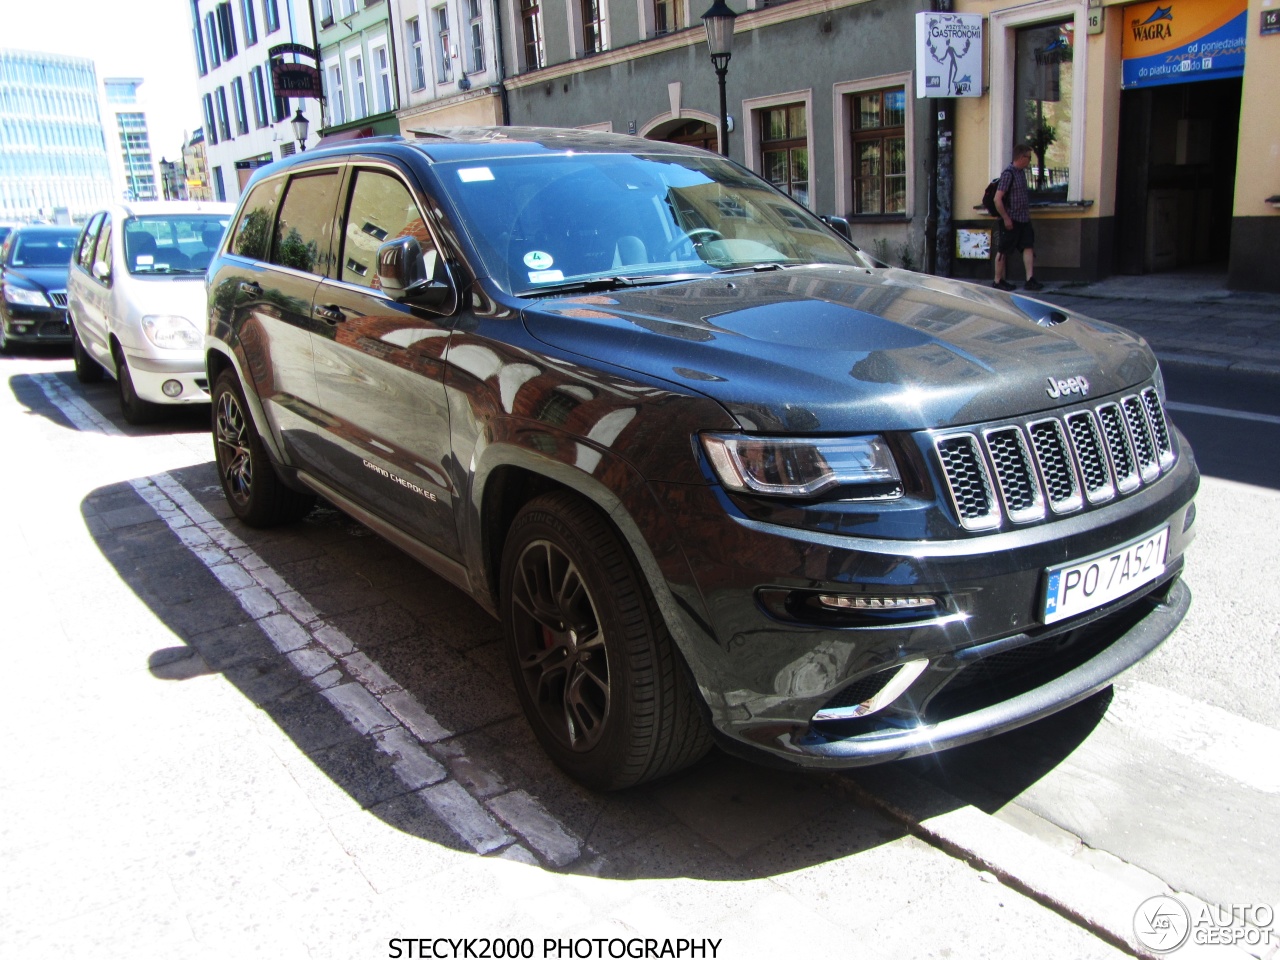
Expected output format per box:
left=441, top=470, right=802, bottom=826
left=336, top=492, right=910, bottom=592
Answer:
left=215, top=389, right=253, bottom=507
left=509, top=538, right=611, bottom=751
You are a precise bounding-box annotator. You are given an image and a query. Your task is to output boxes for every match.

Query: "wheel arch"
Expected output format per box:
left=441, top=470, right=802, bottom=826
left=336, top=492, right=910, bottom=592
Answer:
left=205, top=342, right=288, bottom=465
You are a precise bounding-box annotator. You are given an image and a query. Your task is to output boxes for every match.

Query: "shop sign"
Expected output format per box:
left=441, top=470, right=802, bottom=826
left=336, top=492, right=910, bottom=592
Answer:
left=1121, top=0, right=1247, bottom=88
left=269, top=42, right=323, bottom=100
left=915, top=12, right=984, bottom=98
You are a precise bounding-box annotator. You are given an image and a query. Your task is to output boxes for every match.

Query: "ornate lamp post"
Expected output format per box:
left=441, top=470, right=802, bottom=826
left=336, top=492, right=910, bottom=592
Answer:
left=701, top=0, right=738, bottom=158
left=291, top=109, right=310, bottom=152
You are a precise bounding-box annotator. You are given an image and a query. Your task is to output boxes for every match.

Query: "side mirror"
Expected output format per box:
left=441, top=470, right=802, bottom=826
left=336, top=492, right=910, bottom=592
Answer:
left=820, top=215, right=852, bottom=241
left=92, top=261, right=111, bottom=282
left=377, top=236, right=455, bottom=312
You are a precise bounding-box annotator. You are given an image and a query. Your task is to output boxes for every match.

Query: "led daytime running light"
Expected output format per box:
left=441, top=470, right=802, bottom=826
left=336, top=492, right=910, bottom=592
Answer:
left=817, top=595, right=936, bottom=610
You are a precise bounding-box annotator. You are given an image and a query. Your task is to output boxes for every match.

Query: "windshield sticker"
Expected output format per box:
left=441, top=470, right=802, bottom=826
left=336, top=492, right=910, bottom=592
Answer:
left=457, top=166, right=495, bottom=183
left=137, top=255, right=154, bottom=265
left=529, top=270, right=565, bottom=284
left=523, top=251, right=554, bottom=270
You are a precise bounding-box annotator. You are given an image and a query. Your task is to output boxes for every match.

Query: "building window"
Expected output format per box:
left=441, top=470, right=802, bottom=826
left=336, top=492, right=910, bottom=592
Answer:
left=193, top=22, right=209, bottom=76
left=263, top=0, right=280, bottom=32
left=212, top=165, right=226, bottom=202
left=319, top=0, right=334, bottom=27
left=216, top=2, right=238, bottom=60
left=466, top=0, right=485, bottom=72
left=215, top=86, right=233, bottom=141
left=373, top=45, right=392, bottom=112
left=203, top=93, right=218, bottom=145
left=340, top=0, right=356, bottom=16
left=653, top=0, right=683, bottom=35
left=850, top=86, right=906, bottom=215
left=249, top=65, right=269, bottom=128
left=434, top=7, right=453, bottom=82
left=326, top=62, right=346, bottom=124
left=231, top=76, right=250, bottom=135
left=407, top=17, right=426, bottom=90
left=350, top=53, right=367, bottom=119
left=241, top=0, right=258, bottom=45
left=761, top=104, right=808, bottom=206
left=581, top=0, right=606, bottom=55
left=1013, top=19, right=1074, bottom=200
left=520, top=0, right=545, bottom=70
left=205, top=12, right=222, bottom=67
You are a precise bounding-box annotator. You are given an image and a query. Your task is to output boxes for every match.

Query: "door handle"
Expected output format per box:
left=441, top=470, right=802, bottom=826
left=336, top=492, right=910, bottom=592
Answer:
left=314, top=303, right=346, bottom=324
left=238, top=280, right=262, bottom=296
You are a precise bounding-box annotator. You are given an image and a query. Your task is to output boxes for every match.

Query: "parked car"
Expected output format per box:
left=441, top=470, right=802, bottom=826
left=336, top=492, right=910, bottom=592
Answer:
left=67, top=200, right=233, bottom=422
left=206, top=129, right=1198, bottom=789
left=0, top=224, right=80, bottom=352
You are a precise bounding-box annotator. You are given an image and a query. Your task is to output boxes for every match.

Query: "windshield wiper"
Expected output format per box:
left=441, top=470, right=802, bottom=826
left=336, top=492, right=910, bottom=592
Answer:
left=520, top=273, right=698, bottom=296
left=713, top=262, right=789, bottom=275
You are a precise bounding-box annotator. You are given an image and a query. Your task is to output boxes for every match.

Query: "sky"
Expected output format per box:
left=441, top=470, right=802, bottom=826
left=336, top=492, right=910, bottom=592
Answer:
left=6, top=0, right=202, bottom=163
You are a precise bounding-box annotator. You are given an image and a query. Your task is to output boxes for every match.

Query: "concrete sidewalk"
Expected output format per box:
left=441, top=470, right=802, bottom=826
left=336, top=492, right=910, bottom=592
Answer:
left=1023, top=272, right=1280, bottom=377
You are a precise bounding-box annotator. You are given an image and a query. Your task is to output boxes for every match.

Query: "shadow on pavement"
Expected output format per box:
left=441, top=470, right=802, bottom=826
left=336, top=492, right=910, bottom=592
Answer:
left=8, top=369, right=210, bottom=437
left=86, top=461, right=942, bottom=881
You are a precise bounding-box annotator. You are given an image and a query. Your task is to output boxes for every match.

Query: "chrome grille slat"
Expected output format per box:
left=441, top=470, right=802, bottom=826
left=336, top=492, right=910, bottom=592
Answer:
left=935, top=387, right=1175, bottom=530
left=1028, top=418, right=1083, bottom=513
left=984, top=426, right=1045, bottom=523
left=50, top=291, right=68, bottom=307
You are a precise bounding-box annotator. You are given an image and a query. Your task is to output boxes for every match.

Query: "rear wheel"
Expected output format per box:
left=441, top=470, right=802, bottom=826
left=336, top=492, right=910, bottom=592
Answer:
left=501, top=491, right=711, bottom=790
left=113, top=346, right=158, bottom=425
left=71, top=322, right=104, bottom=383
left=212, top=369, right=314, bottom=527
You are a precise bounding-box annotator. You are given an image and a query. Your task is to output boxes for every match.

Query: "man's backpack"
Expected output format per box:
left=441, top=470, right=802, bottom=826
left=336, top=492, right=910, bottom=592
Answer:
left=982, top=177, right=1000, bottom=217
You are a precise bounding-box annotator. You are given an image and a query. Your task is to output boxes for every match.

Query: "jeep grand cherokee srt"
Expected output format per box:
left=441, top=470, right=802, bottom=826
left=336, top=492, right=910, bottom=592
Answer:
left=205, top=128, right=1198, bottom=789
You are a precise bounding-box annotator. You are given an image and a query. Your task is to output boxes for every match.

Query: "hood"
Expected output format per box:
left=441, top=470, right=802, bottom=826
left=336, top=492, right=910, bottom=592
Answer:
left=520, top=266, right=1156, bottom=433
left=118, top=273, right=209, bottom=325
left=3, top=266, right=70, bottom=292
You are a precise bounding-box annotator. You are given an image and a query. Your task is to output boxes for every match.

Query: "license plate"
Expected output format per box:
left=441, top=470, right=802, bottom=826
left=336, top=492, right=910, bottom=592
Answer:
left=1043, top=526, right=1169, bottom=624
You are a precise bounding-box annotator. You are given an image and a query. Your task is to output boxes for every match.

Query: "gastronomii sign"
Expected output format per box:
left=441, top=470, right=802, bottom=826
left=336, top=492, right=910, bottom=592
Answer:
left=915, top=12, right=984, bottom=98
left=1121, top=0, right=1246, bottom=89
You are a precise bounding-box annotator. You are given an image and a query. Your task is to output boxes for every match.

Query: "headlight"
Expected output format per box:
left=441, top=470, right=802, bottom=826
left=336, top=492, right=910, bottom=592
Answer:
left=701, top=434, right=902, bottom=498
left=141, top=315, right=202, bottom=350
left=3, top=285, right=49, bottom=307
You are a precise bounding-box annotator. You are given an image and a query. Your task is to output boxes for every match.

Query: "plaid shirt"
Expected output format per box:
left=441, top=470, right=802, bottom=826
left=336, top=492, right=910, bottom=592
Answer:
left=997, top=162, right=1030, bottom=222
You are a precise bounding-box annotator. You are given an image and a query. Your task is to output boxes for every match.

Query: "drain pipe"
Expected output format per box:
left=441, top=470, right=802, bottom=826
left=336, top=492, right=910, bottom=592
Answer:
left=493, top=0, right=511, bottom=125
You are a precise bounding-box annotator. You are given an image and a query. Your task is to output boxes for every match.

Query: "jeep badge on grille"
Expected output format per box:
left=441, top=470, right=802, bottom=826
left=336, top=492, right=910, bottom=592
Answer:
left=1046, top=375, right=1090, bottom=399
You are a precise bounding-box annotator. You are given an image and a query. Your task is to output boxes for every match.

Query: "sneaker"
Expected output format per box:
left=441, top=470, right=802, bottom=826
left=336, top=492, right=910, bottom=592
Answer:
left=1024, top=277, right=1044, bottom=291
left=993, top=279, right=1015, bottom=291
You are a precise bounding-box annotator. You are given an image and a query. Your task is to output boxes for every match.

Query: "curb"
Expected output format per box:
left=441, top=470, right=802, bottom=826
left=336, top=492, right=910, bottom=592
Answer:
left=840, top=766, right=1263, bottom=960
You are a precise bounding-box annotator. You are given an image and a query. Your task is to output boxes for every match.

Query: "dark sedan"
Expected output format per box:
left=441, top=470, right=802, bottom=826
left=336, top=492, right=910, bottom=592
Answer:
left=0, top=225, right=79, bottom=351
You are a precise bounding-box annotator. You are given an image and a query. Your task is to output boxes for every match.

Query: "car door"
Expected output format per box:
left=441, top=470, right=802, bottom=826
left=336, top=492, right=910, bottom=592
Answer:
left=308, top=161, right=461, bottom=563
left=79, top=213, right=116, bottom=369
left=67, top=212, right=104, bottom=349
left=217, top=167, right=338, bottom=466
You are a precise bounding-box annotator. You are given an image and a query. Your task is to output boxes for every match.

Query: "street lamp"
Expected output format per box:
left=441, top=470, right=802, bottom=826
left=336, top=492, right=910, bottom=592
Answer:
left=291, top=109, right=310, bottom=152
left=701, top=0, right=738, bottom=158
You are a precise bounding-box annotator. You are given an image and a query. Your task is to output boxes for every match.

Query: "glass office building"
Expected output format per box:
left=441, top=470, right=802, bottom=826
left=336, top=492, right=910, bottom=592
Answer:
left=0, top=49, right=114, bottom=222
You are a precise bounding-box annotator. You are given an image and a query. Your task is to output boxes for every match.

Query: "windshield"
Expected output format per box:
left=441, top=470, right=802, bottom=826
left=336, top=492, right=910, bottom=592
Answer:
left=124, top=214, right=231, bottom=275
left=433, top=152, right=869, bottom=295
left=8, top=230, right=79, bottom=268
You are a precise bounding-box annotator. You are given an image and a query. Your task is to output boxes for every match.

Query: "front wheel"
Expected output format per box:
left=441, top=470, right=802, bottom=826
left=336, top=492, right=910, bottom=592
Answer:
left=71, top=322, right=104, bottom=383
left=501, top=491, right=711, bottom=790
left=114, top=348, right=159, bottom=425
left=211, top=369, right=314, bottom=527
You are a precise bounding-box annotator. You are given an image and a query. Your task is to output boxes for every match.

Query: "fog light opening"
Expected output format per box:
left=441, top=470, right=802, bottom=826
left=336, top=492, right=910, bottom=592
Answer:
left=813, top=658, right=931, bottom=721
left=162, top=379, right=183, bottom=398
left=817, top=594, right=936, bottom=611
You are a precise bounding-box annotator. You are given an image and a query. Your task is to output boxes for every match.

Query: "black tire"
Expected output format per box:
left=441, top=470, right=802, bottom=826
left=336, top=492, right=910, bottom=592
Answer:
left=0, top=320, right=11, bottom=355
left=500, top=491, right=712, bottom=790
left=71, top=322, right=104, bottom=383
left=113, top=347, right=159, bottom=425
left=212, top=369, right=314, bottom=527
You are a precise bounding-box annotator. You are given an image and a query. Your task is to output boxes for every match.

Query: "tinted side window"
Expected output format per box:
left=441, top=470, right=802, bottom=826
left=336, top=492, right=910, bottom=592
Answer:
left=229, top=176, right=283, bottom=260
left=339, top=169, right=434, bottom=289
left=268, top=172, right=339, bottom=276
left=76, top=213, right=104, bottom=270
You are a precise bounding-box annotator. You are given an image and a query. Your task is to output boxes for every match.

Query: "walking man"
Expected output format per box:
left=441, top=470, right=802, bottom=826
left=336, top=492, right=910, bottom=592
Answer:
left=993, top=144, right=1042, bottom=292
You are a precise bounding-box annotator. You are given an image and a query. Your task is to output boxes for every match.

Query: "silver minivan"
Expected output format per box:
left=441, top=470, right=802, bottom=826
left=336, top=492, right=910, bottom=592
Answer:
left=67, top=201, right=233, bottom=423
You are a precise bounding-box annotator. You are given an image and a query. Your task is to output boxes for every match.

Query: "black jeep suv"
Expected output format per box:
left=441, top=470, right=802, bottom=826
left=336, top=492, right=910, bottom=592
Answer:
left=206, top=128, right=1197, bottom=789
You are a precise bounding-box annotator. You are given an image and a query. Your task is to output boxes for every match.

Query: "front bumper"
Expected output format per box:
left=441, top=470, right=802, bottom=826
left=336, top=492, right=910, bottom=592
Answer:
left=651, top=443, right=1198, bottom=768
left=123, top=349, right=210, bottom=405
left=2, top=307, right=71, bottom=343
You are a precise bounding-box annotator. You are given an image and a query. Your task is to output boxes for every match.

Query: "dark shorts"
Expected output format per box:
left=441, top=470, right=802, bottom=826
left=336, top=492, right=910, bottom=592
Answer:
left=997, top=220, right=1034, bottom=255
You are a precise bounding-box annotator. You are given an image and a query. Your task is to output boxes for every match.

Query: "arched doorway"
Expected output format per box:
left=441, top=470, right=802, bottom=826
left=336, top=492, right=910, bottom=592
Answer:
left=646, top=118, right=718, bottom=153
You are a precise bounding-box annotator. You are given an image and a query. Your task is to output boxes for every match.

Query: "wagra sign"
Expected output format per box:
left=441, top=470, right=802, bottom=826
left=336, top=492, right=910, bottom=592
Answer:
left=1120, top=0, right=1247, bottom=88
left=915, top=12, right=984, bottom=99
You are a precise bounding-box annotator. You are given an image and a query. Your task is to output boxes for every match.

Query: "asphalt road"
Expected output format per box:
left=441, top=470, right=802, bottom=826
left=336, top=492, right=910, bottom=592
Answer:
left=3, top=347, right=1276, bottom=959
